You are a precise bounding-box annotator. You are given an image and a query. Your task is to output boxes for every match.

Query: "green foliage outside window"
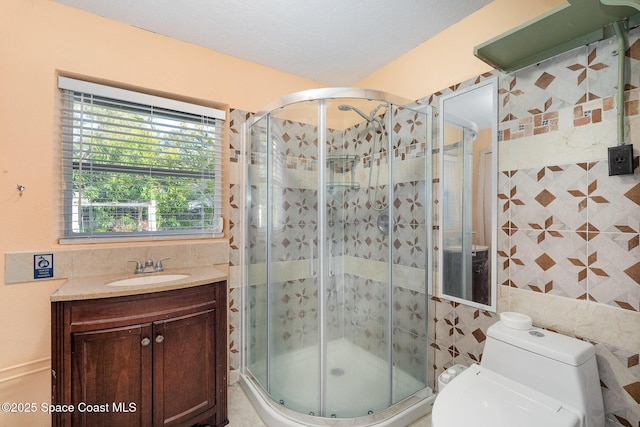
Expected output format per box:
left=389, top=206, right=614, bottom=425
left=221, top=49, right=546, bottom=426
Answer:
left=63, top=92, right=221, bottom=237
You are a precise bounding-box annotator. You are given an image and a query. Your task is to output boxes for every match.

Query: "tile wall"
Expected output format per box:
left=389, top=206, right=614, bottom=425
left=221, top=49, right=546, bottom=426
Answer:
left=418, top=27, right=640, bottom=427
left=228, top=107, right=431, bottom=389
left=228, top=26, right=640, bottom=426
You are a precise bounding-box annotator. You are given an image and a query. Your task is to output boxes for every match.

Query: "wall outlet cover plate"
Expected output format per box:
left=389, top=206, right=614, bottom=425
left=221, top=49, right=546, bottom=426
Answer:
left=608, top=144, right=634, bottom=176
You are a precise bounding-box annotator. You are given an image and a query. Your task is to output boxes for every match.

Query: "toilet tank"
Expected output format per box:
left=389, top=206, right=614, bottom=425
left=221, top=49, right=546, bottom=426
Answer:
left=481, top=318, right=604, bottom=427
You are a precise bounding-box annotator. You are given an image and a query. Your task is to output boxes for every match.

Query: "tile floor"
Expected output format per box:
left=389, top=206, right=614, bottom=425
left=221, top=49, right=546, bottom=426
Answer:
left=227, top=383, right=267, bottom=426
left=227, top=383, right=432, bottom=426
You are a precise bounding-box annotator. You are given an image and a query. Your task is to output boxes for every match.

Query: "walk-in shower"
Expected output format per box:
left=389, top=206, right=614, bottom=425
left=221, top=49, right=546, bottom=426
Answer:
left=242, top=88, right=434, bottom=426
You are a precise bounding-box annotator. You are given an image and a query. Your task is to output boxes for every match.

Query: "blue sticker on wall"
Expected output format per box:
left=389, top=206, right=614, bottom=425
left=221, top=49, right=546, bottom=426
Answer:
left=34, top=254, right=54, bottom=279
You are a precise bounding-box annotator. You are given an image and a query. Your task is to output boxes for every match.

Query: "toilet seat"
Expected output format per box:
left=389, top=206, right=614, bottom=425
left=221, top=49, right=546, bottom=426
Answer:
left=431, top=364, right=582, bottom=427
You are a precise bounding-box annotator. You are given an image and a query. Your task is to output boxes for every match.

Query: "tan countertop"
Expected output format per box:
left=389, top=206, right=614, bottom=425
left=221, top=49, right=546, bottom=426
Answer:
left=50, top=265, right=228, bottom=302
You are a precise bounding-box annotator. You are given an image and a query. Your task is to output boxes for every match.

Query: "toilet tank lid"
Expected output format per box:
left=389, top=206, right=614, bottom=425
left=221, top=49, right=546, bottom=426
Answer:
left=487, top=322, right=595, bottom=366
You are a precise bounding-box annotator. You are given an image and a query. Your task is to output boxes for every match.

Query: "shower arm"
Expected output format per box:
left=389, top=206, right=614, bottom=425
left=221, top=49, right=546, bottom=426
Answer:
left=338, top=102, right=388, bottom=211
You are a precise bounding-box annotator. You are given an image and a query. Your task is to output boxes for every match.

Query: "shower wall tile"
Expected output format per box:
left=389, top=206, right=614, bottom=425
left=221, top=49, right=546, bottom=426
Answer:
left=351, top=314, right=387, bottom=359
left=393, top=223, right=427, bottom=270
left=343, top=121, right=377, bottom=160
left=393, top=331, right=428, bottom=386
left=393, top=180, right=427, bottom=226
left=393, top=286, right=427, bottom=339
left=270, top=279, right=319, bottom=356
left=248, top=224, right=266, bottom=263
left=246, top=283, right=267, bottom=369
left=344, top=274, right=401, bottom=361
left=276, top=118, right=318, bottom=160
left=280, top=188, right=318, bottom=225
left=326, top=276, right=345, bottom=341
left=350, top=203, right=390, bottom=262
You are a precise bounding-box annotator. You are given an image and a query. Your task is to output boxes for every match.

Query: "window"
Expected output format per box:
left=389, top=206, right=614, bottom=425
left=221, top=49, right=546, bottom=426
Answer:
left=58, top=77, right=225, bottom=240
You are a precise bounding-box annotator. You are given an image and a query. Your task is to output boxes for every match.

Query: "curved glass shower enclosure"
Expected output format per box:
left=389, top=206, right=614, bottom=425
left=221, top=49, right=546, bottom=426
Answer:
left=244, top=88, right=433, bottom=424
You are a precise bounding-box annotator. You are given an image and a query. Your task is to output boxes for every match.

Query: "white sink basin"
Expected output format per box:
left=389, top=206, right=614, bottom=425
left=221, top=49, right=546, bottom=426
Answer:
left=107, top=274, right=190, bottom=287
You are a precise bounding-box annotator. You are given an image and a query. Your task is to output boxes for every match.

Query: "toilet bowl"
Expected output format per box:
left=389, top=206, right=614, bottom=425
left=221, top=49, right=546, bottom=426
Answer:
left=431, top=312, right=604, bottom=427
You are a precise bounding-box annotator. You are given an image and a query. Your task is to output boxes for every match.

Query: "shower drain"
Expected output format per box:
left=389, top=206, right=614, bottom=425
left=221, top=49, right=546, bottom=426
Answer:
left=330, top=368, right=345, bottom=376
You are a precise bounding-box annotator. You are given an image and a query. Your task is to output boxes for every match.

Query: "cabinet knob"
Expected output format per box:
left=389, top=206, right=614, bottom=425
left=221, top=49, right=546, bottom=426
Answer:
left=155, top=335, right=164, bottom=344
left=141, top=337, right=151, bottom=346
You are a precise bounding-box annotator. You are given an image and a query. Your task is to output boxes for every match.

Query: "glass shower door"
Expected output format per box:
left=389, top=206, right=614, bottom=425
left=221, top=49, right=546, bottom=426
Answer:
left=247, top=116, right=268, bottom=388
left=245, top=90, right=432, bottom=423
left=323, top=98, right=394, bottom=417
left=390, top=105, right=430, bottom=403
left=266, top=101, right=321, bottom=416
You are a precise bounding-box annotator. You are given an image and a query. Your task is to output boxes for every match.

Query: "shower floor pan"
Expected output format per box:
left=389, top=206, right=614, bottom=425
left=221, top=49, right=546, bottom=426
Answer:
left=242, top=337, right=434, bottom=426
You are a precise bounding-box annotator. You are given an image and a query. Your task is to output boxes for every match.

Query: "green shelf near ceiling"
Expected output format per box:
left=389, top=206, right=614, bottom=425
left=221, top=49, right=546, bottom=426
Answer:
left=474, top=0, right=640, bottom=72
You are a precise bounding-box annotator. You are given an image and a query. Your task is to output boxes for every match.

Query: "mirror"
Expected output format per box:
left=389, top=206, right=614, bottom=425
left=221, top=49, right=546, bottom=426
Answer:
left=438, top=78, right=497, bottom=311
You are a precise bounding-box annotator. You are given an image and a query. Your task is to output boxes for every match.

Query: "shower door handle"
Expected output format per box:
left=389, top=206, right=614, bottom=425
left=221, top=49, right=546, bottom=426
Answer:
left=309, top=238, right=316, bottom=277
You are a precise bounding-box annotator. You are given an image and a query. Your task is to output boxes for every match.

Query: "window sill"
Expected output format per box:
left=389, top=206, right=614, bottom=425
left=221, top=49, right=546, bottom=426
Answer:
left=59, top=233, right=224, bottom=245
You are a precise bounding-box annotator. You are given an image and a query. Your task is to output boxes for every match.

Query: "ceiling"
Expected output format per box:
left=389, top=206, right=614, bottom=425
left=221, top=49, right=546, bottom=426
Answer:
left=52, top=0, right=492, bottom=87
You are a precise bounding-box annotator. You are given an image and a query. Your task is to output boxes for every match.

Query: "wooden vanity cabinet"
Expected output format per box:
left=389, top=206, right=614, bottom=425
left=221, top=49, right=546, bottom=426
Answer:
left=51, top=282, right=228, bottom=427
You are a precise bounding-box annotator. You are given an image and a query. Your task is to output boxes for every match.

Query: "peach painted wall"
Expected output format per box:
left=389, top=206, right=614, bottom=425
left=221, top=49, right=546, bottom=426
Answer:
left=0, top=0, right=323, bottom=356
left=0, top=1, right=324, bottom=424
left=357, top=0, right=564, bottom=101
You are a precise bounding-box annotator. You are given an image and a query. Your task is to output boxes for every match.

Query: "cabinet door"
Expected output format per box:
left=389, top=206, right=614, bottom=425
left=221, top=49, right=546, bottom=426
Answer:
left=72, top=324, right=153, bottom=427
left=153, top=309, right=216, bottom=427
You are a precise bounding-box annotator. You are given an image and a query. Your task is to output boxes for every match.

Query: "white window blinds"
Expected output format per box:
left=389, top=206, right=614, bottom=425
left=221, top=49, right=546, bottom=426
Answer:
left=58, top=77, right=225, bottom=240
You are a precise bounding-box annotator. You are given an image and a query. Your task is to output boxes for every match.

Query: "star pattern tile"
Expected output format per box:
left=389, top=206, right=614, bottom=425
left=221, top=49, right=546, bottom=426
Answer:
left=227, top=25, right=640, bottom=426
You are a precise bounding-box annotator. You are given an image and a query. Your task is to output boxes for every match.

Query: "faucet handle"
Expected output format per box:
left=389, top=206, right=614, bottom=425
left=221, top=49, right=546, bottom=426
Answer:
left=128, top=260, right=144, bottom=274
left=154, top=257, right=170, bottom=272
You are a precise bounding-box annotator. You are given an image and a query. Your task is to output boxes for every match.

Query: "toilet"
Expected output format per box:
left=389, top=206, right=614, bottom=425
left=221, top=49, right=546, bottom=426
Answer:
left=431, top=312, right=604, bottom=427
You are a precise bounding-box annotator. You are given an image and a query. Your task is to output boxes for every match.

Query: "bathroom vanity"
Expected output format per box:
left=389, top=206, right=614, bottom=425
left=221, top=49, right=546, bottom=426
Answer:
left=50, top=268, right=228, bottom=427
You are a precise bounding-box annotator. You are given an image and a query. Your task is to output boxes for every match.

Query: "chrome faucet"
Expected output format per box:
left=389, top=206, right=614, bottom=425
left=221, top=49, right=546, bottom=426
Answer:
left=128, top=258, right=170, bottom=274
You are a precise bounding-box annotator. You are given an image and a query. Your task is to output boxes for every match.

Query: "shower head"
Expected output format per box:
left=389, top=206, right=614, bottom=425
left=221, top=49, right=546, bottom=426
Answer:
left=338, top=104, right=373, bottom=122
left=338, top=103, right=388, bottom=123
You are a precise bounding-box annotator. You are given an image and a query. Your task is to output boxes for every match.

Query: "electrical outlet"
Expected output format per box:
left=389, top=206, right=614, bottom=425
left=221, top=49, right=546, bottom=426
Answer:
left=608, top=144, right=634, bottom=176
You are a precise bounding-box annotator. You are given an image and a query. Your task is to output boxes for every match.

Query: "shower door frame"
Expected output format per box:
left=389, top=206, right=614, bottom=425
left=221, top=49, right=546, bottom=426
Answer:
left=243, top=87, right=433, bottom=420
